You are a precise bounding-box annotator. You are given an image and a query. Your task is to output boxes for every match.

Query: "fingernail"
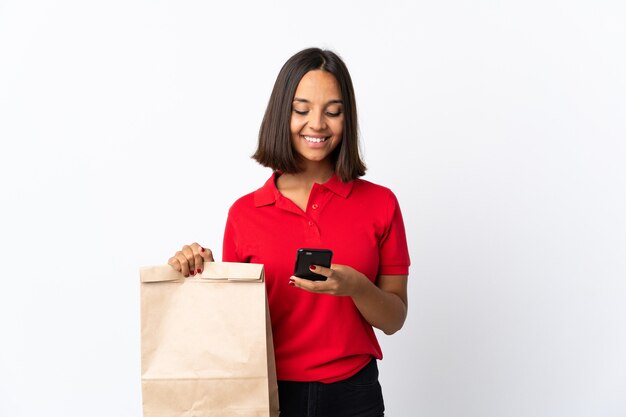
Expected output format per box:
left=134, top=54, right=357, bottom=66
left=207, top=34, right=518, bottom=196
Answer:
left=309, top=265, right=316, bottom=270
left=190, top=271, right=195, bottom=276
left=200, top=247, right=205, bottom=252
left=184, top=274, right=189, bottom=278
left=197, top=268, right=202, bottom=274
left=289, top=281, right=295, bottom=287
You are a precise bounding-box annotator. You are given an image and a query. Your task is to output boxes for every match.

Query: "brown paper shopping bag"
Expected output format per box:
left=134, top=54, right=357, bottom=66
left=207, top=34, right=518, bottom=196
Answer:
left=140, top=262, right=279, bottom=417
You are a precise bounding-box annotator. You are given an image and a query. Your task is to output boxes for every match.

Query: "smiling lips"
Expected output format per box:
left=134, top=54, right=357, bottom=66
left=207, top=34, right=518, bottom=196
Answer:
left=302, top=135, right=329, bottom=143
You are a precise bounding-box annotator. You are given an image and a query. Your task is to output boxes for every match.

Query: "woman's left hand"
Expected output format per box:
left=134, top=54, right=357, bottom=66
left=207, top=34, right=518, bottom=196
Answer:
left=291, top=264, right=409, bottom=334
left=289, top=264, right=368, bottom=297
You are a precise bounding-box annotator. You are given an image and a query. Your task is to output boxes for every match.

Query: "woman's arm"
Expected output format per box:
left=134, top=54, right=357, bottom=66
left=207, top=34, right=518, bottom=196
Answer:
left=289, top=265, right=408, bottom=335
left=353, top=274, right=408, bottom=335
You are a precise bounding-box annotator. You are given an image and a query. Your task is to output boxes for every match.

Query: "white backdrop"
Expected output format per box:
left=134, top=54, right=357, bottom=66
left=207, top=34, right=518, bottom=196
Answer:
left=1, top=1, right=625, bottom=416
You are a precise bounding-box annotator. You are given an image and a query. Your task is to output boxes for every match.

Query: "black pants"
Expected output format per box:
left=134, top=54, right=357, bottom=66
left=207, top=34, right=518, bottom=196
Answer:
left=277, top=359, right=385, bottom=417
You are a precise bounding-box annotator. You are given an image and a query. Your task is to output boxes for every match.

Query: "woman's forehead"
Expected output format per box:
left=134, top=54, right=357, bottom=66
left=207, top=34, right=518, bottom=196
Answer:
left=294, top=70, right=342, bottom=100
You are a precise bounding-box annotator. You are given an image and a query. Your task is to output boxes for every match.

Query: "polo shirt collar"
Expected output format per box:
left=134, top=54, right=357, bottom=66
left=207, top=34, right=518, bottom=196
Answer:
left=253, top=174, right=278, bottom=207
left=253, top=172, right=353, bottom=207
left=320, top=173, right=353, bottom=198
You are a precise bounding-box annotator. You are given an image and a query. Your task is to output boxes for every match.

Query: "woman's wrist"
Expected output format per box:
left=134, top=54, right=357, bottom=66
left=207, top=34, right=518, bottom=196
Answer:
left=349, top=271, right=374, bottom=299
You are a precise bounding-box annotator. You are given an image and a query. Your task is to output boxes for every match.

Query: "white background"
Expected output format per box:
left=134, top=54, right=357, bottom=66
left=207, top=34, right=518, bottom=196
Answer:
left=1, top=1, right=625, bottom=416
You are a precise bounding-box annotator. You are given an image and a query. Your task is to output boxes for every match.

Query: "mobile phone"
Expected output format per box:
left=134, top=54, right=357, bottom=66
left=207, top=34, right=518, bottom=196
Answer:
left=293, top=248, right=333, bottom=281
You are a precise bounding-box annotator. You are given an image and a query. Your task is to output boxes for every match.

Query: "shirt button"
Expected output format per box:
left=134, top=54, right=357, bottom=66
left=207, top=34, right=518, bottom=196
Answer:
left=308, top=221, right=313, bottom=226
left=312, top=203, right=319, bottom=210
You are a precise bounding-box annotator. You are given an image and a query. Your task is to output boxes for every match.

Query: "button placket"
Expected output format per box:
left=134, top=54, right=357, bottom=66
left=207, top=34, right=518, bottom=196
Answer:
left=303, top=184, right=324, bottom=242
left=307, top=184, right=324, bottom=214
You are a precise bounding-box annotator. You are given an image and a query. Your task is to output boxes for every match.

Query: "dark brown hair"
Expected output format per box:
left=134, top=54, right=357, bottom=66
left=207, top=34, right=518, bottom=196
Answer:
left=252, top=48, right=366, bottom=182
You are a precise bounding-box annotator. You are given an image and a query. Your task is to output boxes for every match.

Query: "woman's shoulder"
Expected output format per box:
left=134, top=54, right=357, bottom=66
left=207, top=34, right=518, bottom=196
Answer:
left=349, top=178, right=404, bottom=218
left=351, top=177, right=396, bottom=198
left=228, top=190, right=256, bottom=211
left=227, top=174, right=277, bottom=214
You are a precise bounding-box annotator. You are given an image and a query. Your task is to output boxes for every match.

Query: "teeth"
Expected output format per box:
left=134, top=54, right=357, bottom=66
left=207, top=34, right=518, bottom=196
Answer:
left=304, top=136, right=327, bottom=143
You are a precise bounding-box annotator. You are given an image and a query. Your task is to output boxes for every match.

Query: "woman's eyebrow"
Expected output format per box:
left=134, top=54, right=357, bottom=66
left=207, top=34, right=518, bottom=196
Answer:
left=293, top=97, right=344, bottom=104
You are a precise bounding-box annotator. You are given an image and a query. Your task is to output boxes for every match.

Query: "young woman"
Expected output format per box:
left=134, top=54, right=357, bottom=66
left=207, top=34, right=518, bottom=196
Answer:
left=168, top=48, right=410, bottom=417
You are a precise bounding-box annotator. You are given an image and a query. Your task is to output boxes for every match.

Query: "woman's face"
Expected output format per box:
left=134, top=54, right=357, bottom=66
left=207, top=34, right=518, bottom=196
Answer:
left=290, top=70, right=344, bottom=166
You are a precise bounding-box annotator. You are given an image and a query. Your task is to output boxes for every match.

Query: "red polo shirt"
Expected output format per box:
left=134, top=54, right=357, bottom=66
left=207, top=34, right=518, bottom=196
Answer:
left=222, top=172, right=410, bottom=383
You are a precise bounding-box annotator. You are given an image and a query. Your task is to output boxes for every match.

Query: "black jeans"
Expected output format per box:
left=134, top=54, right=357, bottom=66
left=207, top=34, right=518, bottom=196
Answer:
left=277, top=359, right=385, bottom=417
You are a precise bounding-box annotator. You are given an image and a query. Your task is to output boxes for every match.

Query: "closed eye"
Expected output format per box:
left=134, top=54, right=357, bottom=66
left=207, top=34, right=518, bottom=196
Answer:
left=292, top=109, right=343, bottom=117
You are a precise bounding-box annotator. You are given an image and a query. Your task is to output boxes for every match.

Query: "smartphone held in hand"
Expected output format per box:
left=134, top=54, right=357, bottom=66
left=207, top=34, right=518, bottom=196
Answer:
left=293, top=248, right=333, bottom=281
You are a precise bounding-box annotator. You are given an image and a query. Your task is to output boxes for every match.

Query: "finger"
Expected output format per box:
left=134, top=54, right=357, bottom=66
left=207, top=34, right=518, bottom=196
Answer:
left=290, top=276, right=326, bottom=293
left=186, top=243, right=203, bottom=274
left=203, top=247, right=215, bottom=262
left=182, top=245, right=196, bottom=275
left=194, top=253, right=203, bottom=274
left=168, top=256, right=182, bottom=272
left=175, top=251, right=190, bottom=277
left=193, top=243, right=214, bottom=263
left=309, top=264, right=334, bottom=279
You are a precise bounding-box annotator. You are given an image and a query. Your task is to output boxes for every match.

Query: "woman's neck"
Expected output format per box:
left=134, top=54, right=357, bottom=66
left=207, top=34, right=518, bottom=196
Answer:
left=278, top=160, right=334, bottom=191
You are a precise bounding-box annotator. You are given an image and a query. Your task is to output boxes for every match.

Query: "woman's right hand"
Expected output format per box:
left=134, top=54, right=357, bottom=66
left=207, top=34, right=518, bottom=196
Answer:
left=168, top=242, right=215, bottom=277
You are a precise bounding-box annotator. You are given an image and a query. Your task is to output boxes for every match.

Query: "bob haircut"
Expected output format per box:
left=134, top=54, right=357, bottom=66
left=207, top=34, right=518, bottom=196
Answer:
left=252, top=48, right=366, bottom=182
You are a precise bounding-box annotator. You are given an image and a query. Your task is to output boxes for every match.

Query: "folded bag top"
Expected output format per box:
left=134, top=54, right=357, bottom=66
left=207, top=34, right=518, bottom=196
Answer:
left=140, top=261, right=264, bottom=283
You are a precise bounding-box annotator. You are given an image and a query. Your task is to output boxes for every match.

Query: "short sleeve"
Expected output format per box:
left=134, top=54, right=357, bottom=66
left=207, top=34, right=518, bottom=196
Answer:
left=222, top=207, right=244, bottom=263
left=378, top=191, right=410, bottom=275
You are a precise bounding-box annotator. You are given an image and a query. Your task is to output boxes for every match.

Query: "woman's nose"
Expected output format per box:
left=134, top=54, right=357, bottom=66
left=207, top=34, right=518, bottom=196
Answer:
left=307, top=110, right=327, bottom=130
